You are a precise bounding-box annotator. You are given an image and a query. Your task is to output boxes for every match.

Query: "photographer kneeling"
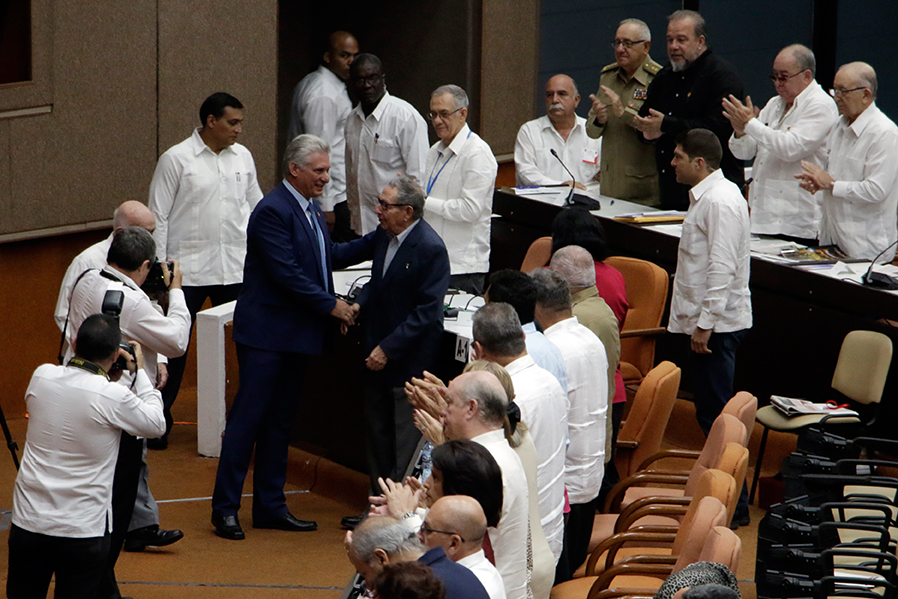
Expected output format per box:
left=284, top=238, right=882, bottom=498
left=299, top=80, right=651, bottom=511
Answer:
left=7, top=314, right=165, bottom=598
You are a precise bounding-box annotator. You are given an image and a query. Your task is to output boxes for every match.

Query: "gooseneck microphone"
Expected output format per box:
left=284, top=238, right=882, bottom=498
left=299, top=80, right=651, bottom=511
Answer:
left=862, top=238, right=898, bottom=289
left=550, top=149, right=576, bottom=207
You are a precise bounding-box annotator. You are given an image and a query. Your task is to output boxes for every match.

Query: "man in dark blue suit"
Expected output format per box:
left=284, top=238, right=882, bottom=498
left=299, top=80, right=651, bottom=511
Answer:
left=211, top=134, right=357, bottom=540
left=333, top=175, right=450, bottom=498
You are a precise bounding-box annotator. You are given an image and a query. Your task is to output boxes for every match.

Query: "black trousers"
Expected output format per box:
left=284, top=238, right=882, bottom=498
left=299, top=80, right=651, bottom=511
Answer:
left=96, top=432, right=143, bottom=599
left=7, top=524, right=111, bottom=599
left=363, top=384, right=421, bottom=493
left=554, top=494, right=601, bottom=584
left=160, top=283, right=241, bottom=436
left=212, top=343, right=308, bottom=519
left=331, top=201, right=359, bottom=243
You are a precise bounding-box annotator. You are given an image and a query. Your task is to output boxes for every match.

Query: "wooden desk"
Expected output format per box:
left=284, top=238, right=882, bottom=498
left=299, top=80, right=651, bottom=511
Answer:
left=490, top=188, right=898, bottom=439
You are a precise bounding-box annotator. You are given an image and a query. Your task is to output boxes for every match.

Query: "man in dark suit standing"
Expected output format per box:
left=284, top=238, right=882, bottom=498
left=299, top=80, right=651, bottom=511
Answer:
left=211, top=134, right=357, bottom=540
left=334, top=175, right=450, bottom=508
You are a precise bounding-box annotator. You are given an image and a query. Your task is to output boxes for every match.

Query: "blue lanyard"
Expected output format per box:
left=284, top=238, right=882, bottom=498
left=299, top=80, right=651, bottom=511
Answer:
left=426, top=130, right=471, bottom=195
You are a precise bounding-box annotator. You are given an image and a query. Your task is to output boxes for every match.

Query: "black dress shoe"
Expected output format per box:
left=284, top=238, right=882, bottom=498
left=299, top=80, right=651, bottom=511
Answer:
left=212, top=514, right=245, bottom=540
left=253, top=511, right=317, bottom=531
left=124, top=525, right=184, bottom=552
left=341, top=514, right=365, bottom=530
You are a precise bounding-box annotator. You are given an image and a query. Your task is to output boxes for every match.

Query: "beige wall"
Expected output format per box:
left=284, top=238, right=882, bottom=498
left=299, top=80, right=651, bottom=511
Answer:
left=481, top=0, right=540, bottom=157
left=0, top=0, right=278, bottom=238
left=157, top=0, right=278, bottom=192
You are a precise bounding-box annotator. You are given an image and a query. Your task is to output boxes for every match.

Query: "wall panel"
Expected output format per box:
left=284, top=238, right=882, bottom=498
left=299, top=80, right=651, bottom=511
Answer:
left=158, top=0, right=278, bottom=192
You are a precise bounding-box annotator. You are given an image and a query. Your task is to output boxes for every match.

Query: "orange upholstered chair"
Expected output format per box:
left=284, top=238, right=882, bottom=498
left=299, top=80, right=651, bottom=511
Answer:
left=720, top=391, right=757, bottom=442
left=520, top=236, right=553, bottom=273
left=582, top=469, right=735, bottom=576
left=550, top=496, right=728, bottom=599
left=604, top=256, right=669, bottom=388
left=603, top=413, right=747, bottom=514
left=613, top=361, right=681, bottom=482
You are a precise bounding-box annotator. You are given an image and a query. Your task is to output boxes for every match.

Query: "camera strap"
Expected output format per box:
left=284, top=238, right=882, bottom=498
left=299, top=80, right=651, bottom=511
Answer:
left=67, top=357, right=110, bottom=380
left=58, top=268, right=100, bottom=365
left=58, top=269, right=126, bottom=365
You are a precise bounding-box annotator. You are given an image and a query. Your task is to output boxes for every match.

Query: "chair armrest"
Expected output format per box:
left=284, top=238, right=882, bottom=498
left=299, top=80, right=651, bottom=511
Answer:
left=591, top=559, right=676, bottom=597
left=616, top=439, right=640, bottom=450
left=615, top=504, right=689, bottom=534
left=620, top=327, right=667, bottom=339
left=635, top=449, right=702, bottom=472
left=592, top=592, right=656, bottom=599
left=584, top=530, right=677, bottom=575
left=603, top=472, right=691, bottom=513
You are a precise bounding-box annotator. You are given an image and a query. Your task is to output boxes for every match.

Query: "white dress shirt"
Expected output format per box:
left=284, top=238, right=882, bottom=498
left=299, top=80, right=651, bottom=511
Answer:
left=668, top=170, right=752, bottom=334
left=504, top=354, right=567, bottom=562
left=424, top=123, right=498, bottom=275
left=818, top=103, right=898, bottom=261
left=148, top=128, right=264, bottom=286
left=66, top=267, right=191, bottom=383
left=473, top=429, right=531, bottom=599
left=54, top=234, right=113, bottom=331
left=13, top=364, right=164, bottom=537
left=287, top=65, right=353, bottom=211
left=543, top=317, right=607, bottom=505
left=729, top=81, right=838, bottom=239
left=344, top=92, right=429, bottom=235
left=458, top=550, right=507, bottom=599
left=514, top=115, right=601, bottom=188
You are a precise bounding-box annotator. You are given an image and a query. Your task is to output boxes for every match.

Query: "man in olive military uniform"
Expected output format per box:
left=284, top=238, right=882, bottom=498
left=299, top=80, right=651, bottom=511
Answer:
left=586, top=18, right=661, bottom=206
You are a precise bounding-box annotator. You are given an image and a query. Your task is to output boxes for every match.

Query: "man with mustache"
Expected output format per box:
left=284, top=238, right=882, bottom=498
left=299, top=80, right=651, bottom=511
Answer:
left=514, top=74, right=602, bottom=191
left=633, top=10, right=744, bottom=210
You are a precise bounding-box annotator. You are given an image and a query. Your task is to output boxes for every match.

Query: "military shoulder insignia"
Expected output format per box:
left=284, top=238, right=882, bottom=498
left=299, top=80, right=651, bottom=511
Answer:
left=601, top=62, right=618, bottom=73
left=644, top=61, right=661, bottom=75
left=633, top=88, right=648, bottom=100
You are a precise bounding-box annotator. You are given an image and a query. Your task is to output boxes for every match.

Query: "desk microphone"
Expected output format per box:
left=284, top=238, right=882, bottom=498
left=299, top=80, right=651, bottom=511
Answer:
left=862, top=239, right=898, bottom=290
left=549, top=149, right=576, bottom=207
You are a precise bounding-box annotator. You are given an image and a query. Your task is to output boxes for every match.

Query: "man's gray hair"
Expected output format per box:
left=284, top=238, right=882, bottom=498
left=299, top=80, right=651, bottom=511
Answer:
left=669, top=9, right=706, bottom=39
left=620, top=18, right=651, bottom=42
left=107, top=226, right=156, bottom=271
left=352, top=517, right=424, bottom=564
left=472, top=302, right=526, bottom=359
left=388, top=175, right=425, bottom=220
left=784, top=44, right=816, bottom=77
left=456, top=371, right=508, bottom=426
left=284, top=134, right=330, bottom=176
left=432, top=85, right=469, bottom=110
left=530, top=268, right=572, bottom=313
left=550, top=245, right=597, bottom=291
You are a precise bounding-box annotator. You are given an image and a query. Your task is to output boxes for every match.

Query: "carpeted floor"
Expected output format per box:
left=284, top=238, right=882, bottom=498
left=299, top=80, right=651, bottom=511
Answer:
left=0, top=387, right=796, bottom=598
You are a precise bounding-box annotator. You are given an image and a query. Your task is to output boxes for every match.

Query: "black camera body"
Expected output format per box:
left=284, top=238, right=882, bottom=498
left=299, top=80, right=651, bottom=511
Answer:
left=111, top=342, right=136, bottom=373
left=142, top=259, right=175, bottom=295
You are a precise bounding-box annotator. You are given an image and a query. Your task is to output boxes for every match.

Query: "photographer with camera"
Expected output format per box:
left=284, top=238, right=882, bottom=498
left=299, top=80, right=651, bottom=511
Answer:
left=7, top=314, right=165, bottom=598
left=66, top=226, right=191, bottom=599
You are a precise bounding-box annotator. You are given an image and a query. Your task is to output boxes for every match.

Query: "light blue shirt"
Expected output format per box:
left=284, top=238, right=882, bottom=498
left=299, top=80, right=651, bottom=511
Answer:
left=384, top=219, right=420, bottom=276
left=522, top=321, right=568, bottom=394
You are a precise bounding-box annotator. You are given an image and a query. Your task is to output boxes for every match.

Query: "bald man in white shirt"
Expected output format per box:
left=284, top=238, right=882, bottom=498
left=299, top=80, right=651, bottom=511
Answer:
left=796, top=62, right=898, bottom=261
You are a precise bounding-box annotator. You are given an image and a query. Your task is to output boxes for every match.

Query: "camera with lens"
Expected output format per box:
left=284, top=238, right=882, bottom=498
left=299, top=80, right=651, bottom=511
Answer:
left=142, top=259, right=175, bottom=295
left=111, top=342, right=136, bottom=373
